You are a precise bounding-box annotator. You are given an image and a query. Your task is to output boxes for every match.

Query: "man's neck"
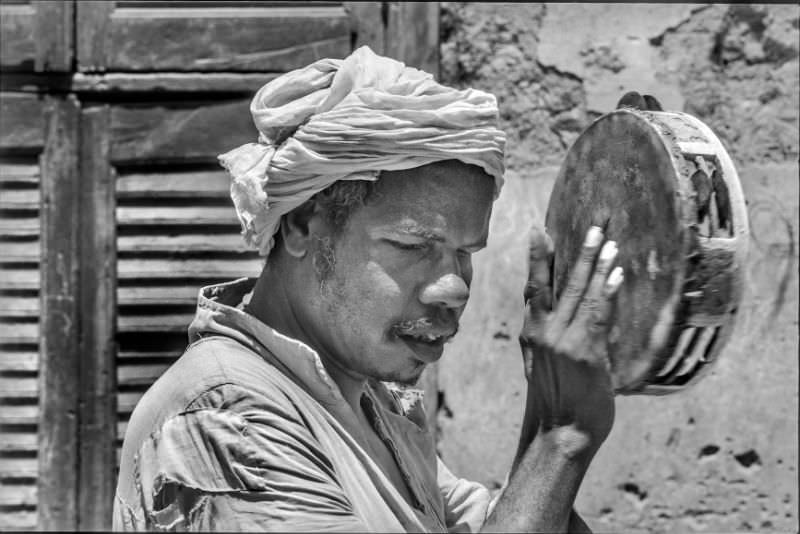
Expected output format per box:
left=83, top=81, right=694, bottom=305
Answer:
left=247, top=267, right=369, bottom=417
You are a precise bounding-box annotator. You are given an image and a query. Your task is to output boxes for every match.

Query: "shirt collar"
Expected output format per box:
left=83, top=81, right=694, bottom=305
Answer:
left=188, top=277, right=344, bottom=407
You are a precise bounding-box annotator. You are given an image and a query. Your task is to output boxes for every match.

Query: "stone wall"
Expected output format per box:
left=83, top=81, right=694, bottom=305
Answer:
left=437, top=4, right=799, bottom=532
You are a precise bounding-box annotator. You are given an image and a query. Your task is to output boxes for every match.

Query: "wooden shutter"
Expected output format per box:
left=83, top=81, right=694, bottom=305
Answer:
left=1, top=92, right=81, bottom=530
left=0, top=93, right=45, bottom=531
left=107, top=97, right=264, bottom=506
left=76, top=1, right=351, bottom=72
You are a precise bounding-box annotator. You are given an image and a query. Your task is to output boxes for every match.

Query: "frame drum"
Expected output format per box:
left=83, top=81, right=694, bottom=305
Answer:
left=546, top=108, right=748, bottom=395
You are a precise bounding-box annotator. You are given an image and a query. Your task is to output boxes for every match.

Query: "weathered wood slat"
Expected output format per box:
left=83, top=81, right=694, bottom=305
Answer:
left=38, top=95, right=80, bottom=530
left=109, top=100, right=255, bottom=163
left=0, top=458, right=37, bottom=478
left=117, top=363, right=172, bottom=386
left=3, top=296, right=39, bottom=317
left=116, top=2, right=343, bottom=8
left=0, top=322, right=39, bottom=343
left=117, top=391, right=144, bottom=415
left=0, top=216, right=40, bottom=236
left=101, top=6, right=350, bottom=72
left=0, top=242, right=40, bottom=262
left=344, top=2, right=384, bottom=54
left=118, top=233, right=250, bottom=254
left=0, top=270, right=39, bottom=290
left=117, top=285, right=200, bottom=305
left=0, top=377, right=37, bottom=397
left=117, top=420, right=128, bottom=441
left=385, top=2, right=440, bottom=77
left=118, top=313, right=193, bottom=333
left=0, top=432, right=37, bottom=452
left=118, top=258, right=262, bottom=279
left=72, top=72, right=278, bottom=93
left=0, top=189, right=39, bottom=209
left=77, top=106, right=117, bottom=531
left=0, top=509, right=36, bottom=529
left=0, top=404, right=38, bottom=425
left=116, top=170, right=230, bottom=197
left=0, top=163, right=39, bottom=183
left=118, top=350, right=183, bottom=360
left=0, top=352, right=38, bottom=372
left=33, top=1, right=74, bottom=72
left=75, top=1, right=114, bottom=72
left=116, top=206, right=239, bottom=225
left=0, top=484, right=37, bottom=506
left=0, top=93, right=44, bottom=150
left=0, top=3, right=36, bottom=70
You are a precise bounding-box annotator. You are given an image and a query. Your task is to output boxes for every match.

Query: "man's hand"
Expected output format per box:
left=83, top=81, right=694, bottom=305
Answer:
left=519, top=225, right=623, bottom=456
left=484, top=226, right=624, bottom=533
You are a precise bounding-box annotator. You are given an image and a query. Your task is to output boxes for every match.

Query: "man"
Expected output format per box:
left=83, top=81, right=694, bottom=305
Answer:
left=114, top=46, right=623, bottom=532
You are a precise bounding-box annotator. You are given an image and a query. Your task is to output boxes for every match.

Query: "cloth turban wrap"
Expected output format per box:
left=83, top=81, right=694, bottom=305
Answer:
left=218, top=46, right=507, bottom=257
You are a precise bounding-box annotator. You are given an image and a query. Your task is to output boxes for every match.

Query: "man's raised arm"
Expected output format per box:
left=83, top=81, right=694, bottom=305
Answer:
left=483, top=225, right=623, bottom=533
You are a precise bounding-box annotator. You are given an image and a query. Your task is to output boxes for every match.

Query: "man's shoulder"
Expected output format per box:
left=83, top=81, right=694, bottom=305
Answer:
left=122, top=335, right=300, bottom=453
left=139, top=334, right=295, bottom=414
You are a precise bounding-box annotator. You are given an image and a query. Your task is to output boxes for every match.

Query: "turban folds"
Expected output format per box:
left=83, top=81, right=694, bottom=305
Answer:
left=218, top=46, right=506, bottom=257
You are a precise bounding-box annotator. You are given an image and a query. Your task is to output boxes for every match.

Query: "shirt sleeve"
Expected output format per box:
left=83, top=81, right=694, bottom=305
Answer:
left=132, top=383, right=368, bottom=532
left=437, top=457, right=500, bottom=533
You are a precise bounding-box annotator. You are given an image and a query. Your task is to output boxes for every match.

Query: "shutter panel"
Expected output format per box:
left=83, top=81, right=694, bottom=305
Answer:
left=1, top=94, right=80, bottom=530
left=108, top=104, right=262, bottom=477
left=70, top=4, right=360, bottom=527
left=0, top=92, right=45, bottom=530
left=76, top=1, right=351, bottom=72
left=0, top=160, right=40, bottom=531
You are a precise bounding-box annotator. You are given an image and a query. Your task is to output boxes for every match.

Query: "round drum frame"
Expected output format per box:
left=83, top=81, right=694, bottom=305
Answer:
left=546, top=109, right=749, bottom=395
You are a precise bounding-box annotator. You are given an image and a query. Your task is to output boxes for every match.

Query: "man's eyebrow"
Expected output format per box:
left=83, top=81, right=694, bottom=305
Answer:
left=373, top=222, right=445, bottom=242
left=395, top=224, right=446, bottom=242
left=378, top=223, right=487, bottom=249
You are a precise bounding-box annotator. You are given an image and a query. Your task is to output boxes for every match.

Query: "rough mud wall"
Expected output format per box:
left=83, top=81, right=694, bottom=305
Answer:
left=438, top=4, right=799, bottom=532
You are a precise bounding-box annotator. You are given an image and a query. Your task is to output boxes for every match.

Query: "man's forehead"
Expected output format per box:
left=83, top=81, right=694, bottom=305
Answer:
left=374, top=161, right=495, bottom=205
left=359, top=174, right=493, bottom=247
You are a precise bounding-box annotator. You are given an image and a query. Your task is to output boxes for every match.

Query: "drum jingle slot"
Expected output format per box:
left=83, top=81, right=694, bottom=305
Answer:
left=651, top=325, right=721, bottom=387
left=686, top=154, right=733, bottom=239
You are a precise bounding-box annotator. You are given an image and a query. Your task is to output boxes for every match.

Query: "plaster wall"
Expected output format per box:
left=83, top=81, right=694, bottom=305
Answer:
left=438, top=4, right=799, bottom=532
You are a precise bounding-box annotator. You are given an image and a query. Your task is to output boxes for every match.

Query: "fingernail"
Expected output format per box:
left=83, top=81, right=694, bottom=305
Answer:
left=607, top=266, right=624, bottom=286
left=585, top=226, right=603, bottom=247
left=600, top=240, right=618, bottom=262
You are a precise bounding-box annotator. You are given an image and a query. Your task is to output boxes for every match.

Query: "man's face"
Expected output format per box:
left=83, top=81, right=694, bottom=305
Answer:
left=304, top=161, right=494, bottom=386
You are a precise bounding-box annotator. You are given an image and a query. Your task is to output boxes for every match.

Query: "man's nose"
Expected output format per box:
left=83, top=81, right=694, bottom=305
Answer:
left=419, top=273, right=470, bottom=309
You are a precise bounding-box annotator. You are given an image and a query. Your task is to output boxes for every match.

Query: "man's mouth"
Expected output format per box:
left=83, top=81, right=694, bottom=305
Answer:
left=404, top=331, right=451, bottom=343
left=395, top=330, right=455, bottom=363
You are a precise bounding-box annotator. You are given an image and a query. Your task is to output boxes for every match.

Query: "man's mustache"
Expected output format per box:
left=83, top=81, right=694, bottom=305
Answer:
left=390, top=317, right=459, bottom=339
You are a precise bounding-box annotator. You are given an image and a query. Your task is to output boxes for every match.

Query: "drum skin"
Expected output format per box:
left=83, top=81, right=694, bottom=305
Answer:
left=546, top=109, right=748, bottom=395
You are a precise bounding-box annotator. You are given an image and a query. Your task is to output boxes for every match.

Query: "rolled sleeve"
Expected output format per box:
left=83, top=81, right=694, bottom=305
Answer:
left=437, top=458, right=495, bottom=533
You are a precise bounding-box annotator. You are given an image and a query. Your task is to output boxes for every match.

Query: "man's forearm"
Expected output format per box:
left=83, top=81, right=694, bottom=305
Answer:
left=482, top=425, right=595, bottom=532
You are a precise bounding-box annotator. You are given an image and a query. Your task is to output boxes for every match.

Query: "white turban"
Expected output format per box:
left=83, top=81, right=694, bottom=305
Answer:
left=218, top=46, right=506, bottom=257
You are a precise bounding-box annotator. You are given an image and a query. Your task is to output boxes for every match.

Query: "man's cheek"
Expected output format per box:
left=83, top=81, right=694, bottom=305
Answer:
left=362, top=260, right=404, bottom=302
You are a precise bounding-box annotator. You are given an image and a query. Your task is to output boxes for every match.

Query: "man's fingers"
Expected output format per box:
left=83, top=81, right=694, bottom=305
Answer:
left=552, top=225, right=604, bottom=329
left=574, top=240, right=618, bottom=326
left=523, top=225, right=554, bottom=333
left=592, top=266, right=624, bottom=339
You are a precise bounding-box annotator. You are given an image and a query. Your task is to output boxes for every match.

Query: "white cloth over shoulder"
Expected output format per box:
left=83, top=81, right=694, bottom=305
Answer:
left=218, top=46, right=506, bottom=257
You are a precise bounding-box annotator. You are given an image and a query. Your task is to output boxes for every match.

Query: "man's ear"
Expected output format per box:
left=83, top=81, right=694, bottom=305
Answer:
left=279, top=199, right=320, bottom=258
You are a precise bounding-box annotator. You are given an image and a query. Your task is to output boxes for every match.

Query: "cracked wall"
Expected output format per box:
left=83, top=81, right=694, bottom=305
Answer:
left=438, top=3, right=798, bottom=532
